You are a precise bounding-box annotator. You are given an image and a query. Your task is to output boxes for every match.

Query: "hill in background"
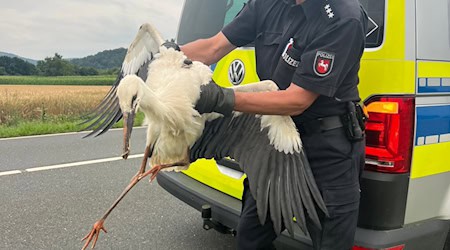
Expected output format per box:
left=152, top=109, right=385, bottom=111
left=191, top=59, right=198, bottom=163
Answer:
left=70, top=48, right=127, bottom=70
left=0, top=52, right=38, bottom=65
left=0, top=48, right=128, bottom=75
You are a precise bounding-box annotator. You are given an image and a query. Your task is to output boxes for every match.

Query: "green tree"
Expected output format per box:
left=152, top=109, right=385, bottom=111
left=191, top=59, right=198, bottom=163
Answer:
left=37, top=53, right=75, bottom=76
left=76, top=66, right=99, bottom=76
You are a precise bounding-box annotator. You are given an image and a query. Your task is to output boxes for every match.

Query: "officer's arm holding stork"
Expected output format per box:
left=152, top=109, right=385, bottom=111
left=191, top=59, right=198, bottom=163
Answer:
left=182, top=32, right=319, bottom=117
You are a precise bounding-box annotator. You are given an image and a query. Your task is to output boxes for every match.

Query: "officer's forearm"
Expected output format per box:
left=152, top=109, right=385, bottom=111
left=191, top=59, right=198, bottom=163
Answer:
left=181, top=32, right=236, bottom=66
left=234, top=83, right=319, bottom=116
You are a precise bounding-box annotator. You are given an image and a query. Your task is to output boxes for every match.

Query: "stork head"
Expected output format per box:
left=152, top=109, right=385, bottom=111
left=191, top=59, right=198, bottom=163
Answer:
left=116, top=75, right=143, bottom=159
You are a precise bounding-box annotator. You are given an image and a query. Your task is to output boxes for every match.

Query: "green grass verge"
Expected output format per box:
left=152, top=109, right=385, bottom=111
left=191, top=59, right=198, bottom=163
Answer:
left=0, top=75, right=116, bottom=85
left=0, top=112, right=145, bottom=138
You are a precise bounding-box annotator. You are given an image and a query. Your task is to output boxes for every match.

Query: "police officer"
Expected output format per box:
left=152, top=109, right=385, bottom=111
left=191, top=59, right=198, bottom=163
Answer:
left=181, top=0, right=368, bottom=249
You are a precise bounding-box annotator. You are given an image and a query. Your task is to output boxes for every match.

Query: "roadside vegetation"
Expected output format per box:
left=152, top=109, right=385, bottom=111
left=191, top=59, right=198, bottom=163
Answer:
left=0, top=75, right=116, bottom=86
left=0, top=85, right=144, bottom=138
left=0, top=49, right=137, bottom=138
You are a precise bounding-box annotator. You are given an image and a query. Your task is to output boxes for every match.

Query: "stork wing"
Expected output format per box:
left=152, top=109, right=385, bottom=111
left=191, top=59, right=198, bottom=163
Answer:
left=81, top=23, right=164, bottom=137
left=190, top=81, right=329, bottom=236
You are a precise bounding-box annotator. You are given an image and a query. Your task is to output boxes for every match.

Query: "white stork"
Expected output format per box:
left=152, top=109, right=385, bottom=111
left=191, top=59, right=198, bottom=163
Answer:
left=81, top=23, right=328, bottom=249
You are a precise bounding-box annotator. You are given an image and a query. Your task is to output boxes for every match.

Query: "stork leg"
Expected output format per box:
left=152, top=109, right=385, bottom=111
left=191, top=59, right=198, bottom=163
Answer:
left=144, top=149, right=191, bottom=182
left=146, top=161, right=189, bottom=182
left=81, top=145, right=152, bottom=250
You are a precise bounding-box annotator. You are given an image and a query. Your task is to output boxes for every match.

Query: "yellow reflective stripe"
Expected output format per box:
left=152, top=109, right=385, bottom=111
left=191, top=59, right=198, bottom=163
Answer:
left=418, top=61, right=450, bottom=78
left=411, top=142, right=450, bottom=179
left=183, top=159, right=245, bottom=199
left=359, top=60, right=415, bottom=100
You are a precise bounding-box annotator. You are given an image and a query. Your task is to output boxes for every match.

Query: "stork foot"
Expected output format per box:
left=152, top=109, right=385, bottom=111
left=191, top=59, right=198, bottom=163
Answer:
left=145, top=162, right=189, bottom=182
left=81, top=219, right=107, bottom=250
left=147, top=165, right=163, bottom=182
left=121, top=150, right=130, bottom=159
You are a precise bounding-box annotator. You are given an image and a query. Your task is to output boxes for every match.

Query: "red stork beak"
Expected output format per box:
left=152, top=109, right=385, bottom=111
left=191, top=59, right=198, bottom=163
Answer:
left=122, top=109, right=136, bottom=159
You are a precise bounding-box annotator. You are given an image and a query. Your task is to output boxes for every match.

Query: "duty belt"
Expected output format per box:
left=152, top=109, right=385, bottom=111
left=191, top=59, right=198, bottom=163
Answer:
left=297, top=116, right=343, bottom=135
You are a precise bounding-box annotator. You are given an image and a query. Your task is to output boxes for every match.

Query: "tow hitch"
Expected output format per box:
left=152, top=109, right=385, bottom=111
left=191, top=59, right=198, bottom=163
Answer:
left=201, top=204, right=236, bottom=236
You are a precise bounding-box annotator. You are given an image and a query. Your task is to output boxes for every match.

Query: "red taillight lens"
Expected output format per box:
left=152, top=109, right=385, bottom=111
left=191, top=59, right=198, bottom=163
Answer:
left=353, top=245, right=405, bottom=250
left=364, top=96, right=415, bottom=173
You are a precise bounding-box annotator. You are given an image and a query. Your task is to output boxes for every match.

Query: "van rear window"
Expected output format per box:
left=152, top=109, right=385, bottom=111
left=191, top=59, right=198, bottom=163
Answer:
left=177, top=0, right=247, bottom=45
left=178, top=0, right=385, bottom=49
left=360, top=0, right=385, bottom=48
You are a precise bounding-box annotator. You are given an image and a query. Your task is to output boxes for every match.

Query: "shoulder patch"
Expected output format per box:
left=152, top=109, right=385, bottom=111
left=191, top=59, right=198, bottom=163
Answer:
left=313, top=51, right=334, bottom=77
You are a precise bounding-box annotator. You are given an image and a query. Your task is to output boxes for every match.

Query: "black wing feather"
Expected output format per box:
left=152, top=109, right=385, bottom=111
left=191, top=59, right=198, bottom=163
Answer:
left=190, top=113, right=328, bottom=236
left=82, top=94, right=120, bottom=132
left=269, top=152, right=282, bottom=234
left=295, top=153, right=322, bottom=229
left=301, top=150, right=329, bottom=217
left=247, top=139, right=268, bottom=200
left=256, top=151, right=274, bottom=225
left=79, top=76, right=120, bottom=124
left=281, top=154, right=295, bottom=237
left=92, top=104, right=123, bottom=137
left=290, top=155, right=308, bottom=234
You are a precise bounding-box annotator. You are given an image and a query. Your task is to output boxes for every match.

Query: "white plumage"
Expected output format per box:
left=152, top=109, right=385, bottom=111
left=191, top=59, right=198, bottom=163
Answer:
left=81, top=22, right=327, bottom=250
left=117, top=47, right=211, bottom=171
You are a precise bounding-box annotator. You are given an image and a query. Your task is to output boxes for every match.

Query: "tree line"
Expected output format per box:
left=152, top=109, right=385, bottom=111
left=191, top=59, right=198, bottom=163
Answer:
left=0, top=52, right=122, bottom=76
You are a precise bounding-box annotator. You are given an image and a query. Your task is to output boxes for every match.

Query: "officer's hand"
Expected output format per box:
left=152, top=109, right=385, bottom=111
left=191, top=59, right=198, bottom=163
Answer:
left=195, top=81, right=235, bottom=116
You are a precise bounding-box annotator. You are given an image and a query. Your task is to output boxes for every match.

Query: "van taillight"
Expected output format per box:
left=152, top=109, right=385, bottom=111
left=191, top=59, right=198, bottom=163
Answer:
left=364, top=96, right=415, bottom=173
left=352, top=245, right=405, bottom=250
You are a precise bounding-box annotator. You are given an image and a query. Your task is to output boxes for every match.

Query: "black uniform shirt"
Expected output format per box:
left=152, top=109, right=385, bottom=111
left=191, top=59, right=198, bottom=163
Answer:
left=222, top=0, right=368, bottom=122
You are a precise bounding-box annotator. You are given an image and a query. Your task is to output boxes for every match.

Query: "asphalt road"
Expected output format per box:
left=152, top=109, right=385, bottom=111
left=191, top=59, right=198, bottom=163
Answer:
left=0, top=128, right=236, bottom=250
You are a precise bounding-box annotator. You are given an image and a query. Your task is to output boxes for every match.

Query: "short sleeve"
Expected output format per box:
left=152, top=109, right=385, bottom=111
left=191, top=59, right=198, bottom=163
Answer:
left=292, top=19, right=365, bottom=97
left=222, top=0, right=258, bottom=47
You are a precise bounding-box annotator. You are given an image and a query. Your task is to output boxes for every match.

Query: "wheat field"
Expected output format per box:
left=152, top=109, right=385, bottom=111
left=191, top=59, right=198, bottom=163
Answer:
left=0, top=85, right=110, bottom=126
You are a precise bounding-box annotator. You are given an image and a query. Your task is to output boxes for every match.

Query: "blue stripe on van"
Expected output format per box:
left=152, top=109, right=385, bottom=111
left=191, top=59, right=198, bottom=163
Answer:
left=416, top=105, right=450, bottom=145
left=418, top=78, right=450, bottom=93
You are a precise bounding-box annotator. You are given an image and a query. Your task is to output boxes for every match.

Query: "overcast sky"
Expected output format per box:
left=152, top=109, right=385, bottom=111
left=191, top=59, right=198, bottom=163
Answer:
left=0, top=0, right=184, bottom=60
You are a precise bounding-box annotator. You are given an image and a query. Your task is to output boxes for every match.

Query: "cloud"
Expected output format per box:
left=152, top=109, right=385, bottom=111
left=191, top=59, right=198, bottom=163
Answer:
left=0, top=0, right=184, bottom=60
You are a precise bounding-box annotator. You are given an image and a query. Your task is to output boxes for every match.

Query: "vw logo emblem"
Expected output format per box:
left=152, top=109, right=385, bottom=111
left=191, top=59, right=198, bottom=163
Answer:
left=228, top=59, right=245, bottom=85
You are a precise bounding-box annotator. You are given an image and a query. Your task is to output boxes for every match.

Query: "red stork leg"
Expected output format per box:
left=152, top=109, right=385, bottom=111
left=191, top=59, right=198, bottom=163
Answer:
left=81, top=145, right=152, bottom=250
left=146, top=161, right=189, bottom=182
left=145, top=149, right=191, bottom=182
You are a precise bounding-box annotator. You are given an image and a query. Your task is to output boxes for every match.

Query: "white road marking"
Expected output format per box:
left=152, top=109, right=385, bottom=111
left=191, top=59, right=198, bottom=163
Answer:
left=0, top=131, right=87, bottom=141
left=0, top=127, right=145, bottom=141
left=0, top=170, right=23, bottom=177
left=0, top=154, right=144, bottom=176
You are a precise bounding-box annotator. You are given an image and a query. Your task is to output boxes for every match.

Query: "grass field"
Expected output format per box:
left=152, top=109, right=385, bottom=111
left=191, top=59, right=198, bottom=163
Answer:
left=0, top=75, right=116, bottom=86
left=0, top=85, right=144, bottom=138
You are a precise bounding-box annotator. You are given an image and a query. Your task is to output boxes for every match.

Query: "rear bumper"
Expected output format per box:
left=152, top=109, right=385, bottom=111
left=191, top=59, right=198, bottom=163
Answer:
left=157, top=172, right=449, bottom=250
left=157, top=169, right=241, bottom=230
